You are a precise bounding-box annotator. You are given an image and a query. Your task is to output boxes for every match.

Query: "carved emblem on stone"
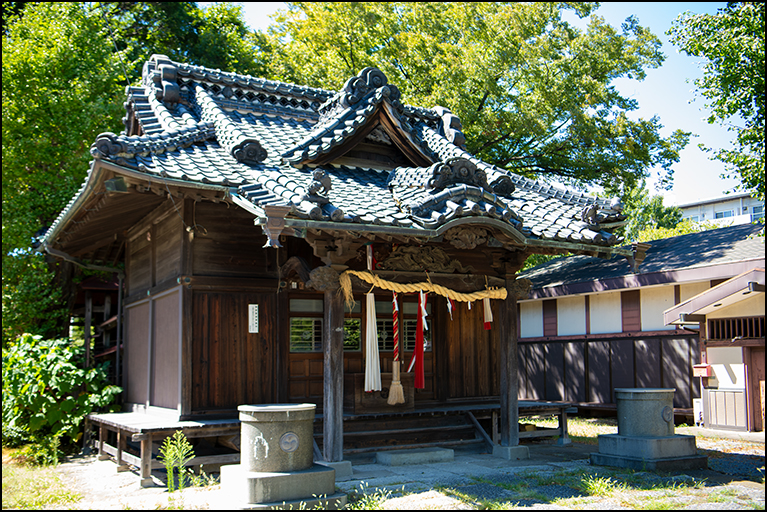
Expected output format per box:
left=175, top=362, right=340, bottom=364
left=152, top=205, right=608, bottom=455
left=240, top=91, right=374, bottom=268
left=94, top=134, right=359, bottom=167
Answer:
left=444, top=226, right=489, bottom=250
left=279, top=432, right=299, bottom=453
left=378, top=245, right=472, bottom=273
left=306, top=265, right=340, bottom=291
left=302, top=169, right=332, bottom=204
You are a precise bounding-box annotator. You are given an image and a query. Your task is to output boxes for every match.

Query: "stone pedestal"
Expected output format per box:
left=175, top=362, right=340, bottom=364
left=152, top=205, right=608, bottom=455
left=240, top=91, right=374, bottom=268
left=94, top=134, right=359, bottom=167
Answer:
left=221, top=404, right=347, bottom=509
left=590, top=389, right=707, bottom=471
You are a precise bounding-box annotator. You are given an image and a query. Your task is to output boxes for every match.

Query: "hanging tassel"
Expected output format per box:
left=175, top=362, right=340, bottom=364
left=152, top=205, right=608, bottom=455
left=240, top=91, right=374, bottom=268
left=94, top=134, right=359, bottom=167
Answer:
left=483, top=297, right=493, bottom=330
left=364, top=293, right=381, bottom=392
left=387, top=292, right=405, bottom=405
left=412, top=291, right=427, bottom=389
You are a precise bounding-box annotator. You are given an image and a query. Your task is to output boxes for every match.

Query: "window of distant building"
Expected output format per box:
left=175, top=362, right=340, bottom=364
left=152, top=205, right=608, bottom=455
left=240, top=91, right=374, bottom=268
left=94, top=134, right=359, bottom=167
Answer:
left=686, top=215, right=699, bottom=222
left=753, top=205, right=765, bottom=222
left=714, top=210, right=733, bottom=219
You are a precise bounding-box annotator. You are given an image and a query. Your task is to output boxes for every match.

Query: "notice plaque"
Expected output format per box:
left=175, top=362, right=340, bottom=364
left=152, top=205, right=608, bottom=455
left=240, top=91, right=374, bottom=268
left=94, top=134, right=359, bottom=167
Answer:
left=248, top=304, right=259, bottom=333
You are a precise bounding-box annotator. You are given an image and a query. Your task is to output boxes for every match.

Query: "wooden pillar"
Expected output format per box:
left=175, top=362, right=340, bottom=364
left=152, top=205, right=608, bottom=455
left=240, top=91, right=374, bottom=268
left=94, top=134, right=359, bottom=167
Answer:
left=322, top=285, right=344, bottom=462
left=499, top=277, right=520, bottom=447
left=84, top=290, right=92, bottom=368
left=140, top=437, right=153, bottom=487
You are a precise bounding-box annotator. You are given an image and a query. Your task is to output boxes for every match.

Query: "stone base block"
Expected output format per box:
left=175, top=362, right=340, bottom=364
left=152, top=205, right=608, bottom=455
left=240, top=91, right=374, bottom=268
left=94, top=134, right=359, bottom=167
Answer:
left=376, top=447, right=454, bottom=466
left=589, top=452, right=708, bottom=472
left=597, top=434, right=699, bottom=460
left=492, top=445, right=530, bottom=461
left=221, top=463, right=336, bottom=506
left=316, top=460, right=353, bottom=480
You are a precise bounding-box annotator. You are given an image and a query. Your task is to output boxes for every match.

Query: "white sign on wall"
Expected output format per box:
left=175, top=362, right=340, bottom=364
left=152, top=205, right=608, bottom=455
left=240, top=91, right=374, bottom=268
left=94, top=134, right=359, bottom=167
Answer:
left=248, top=304, right=259, bottom=333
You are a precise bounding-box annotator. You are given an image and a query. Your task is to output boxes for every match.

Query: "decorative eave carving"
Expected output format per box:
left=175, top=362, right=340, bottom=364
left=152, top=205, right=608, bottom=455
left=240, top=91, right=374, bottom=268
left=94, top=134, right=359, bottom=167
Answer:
left=378, top=245, right=473, bottom=273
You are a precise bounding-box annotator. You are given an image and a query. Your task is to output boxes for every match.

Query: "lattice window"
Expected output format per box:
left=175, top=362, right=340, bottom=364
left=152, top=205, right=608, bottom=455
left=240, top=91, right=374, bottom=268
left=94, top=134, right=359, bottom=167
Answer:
left=707, top=316, right=764, bottom=341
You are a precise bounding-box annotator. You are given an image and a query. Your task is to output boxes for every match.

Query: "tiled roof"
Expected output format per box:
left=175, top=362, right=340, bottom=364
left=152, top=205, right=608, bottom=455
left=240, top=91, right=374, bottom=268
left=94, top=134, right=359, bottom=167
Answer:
left=47, top=54, right=630, bottom=250
left=518, top=222, right=766, bottom=293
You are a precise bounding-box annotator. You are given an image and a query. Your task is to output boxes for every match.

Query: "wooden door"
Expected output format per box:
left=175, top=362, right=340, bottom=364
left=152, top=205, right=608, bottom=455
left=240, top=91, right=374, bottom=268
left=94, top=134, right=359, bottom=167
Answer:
left=439, top=297, right=499, bottom=399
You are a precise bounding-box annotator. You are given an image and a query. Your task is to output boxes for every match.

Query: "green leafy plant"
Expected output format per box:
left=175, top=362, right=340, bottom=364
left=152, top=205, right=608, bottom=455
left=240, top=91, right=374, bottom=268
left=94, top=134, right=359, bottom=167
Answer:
left=158, top=430, right=195, bottom=492
left=2, top=334, right=121, bottom=456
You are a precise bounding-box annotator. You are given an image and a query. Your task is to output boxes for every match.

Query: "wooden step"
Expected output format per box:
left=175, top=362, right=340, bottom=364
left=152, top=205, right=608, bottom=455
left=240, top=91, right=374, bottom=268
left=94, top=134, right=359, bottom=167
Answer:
left=342, top=438, right=484, bottom=455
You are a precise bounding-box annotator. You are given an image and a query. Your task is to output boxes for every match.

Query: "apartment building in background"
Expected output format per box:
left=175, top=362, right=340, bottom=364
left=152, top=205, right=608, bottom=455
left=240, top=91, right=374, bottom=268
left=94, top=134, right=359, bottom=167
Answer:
left=678, top=193, right=764, bottom=227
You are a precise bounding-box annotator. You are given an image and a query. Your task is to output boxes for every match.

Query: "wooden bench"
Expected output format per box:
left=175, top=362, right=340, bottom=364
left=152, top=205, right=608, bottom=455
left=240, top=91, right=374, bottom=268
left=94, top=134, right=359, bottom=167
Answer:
left=87, top=412, right=240, bottom=487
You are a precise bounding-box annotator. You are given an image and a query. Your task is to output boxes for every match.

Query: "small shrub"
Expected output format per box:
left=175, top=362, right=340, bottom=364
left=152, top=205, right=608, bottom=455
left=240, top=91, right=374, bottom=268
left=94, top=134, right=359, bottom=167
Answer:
left=2, top=334, right=122, bottom=455
left=12, top=433, right=63, bottom=466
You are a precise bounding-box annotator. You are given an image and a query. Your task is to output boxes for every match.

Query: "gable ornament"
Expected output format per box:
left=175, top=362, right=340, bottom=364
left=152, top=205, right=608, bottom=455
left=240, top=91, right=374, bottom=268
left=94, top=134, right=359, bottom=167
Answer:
left=302, top=169, right=332, bottom=204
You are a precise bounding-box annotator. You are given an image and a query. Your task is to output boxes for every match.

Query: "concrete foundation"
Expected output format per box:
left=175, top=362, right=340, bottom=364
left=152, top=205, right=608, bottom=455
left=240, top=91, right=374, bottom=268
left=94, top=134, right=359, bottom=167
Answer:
left=316, top=459, right=353, bottom=480
left=492, top=445, right=530, bottom=460
left=220, top=463, right=346, bottom=509
left=376, top=447, right=454, bottom=466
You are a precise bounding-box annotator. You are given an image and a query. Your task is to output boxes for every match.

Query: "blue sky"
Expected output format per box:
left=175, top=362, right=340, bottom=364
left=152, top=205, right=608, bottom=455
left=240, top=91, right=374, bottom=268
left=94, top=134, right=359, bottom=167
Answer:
left=206, top=2, right=741, bottom=206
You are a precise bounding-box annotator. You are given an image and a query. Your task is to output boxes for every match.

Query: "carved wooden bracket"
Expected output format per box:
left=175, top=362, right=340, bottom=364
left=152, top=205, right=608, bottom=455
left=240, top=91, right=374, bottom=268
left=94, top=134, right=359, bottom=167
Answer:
left=508, top=278, right=532, bottom=300
left=306, top=265, right=341, bottom=291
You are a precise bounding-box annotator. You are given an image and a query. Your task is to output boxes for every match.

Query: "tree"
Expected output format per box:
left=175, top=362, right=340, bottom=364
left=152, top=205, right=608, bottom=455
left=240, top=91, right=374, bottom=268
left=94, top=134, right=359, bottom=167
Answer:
left=2, top=2, right=268, bottom=343
left=620, top=181, right=683, bottom=242
left=669, top=2, right=765, bottom=201
left=264, top=2, right=689, bottom=194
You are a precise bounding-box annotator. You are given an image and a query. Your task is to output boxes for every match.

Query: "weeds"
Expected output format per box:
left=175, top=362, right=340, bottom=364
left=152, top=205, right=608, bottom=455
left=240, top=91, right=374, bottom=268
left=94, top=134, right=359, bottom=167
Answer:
left=344, top=482, right=394, bottom=510
left=1, top=462, right=80, bottom=509
left=158, top=430, right=194, bottom=492
left=581, top=474, right=628, bottom=496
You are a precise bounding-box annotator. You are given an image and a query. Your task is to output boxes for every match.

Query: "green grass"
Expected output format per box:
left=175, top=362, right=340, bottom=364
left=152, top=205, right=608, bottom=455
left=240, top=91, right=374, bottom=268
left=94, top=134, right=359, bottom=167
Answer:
left=1, top=463, right=81, bottom=510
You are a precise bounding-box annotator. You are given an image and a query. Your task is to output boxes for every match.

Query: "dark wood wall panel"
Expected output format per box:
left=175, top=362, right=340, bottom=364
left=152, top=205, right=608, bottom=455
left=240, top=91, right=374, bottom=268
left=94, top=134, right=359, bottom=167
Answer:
left=154, top=214, right=182, bottom=285
left=191, top=203, right=275, bottom=277
left=151, top=290, right=180, bottom=410
left=621, top=290, right=641, bottom=332
left=128, top=236, right=151, bottom=294
left=191, top=290, right=278, bottom=413
left=588, top=341, right=611, bottom=403
left=564, top=342, right=586, bottom=402
left=519, top=334, right=698, bottom=407
left=543, top=299, right=557, bottom=337
left=662, top=338, right=694, bottom=408
left=526, top=344, right=545, bottom=400
left=635, top=338, right=661, bottom=388
left=125, top=301, right=150, bottom=405
left=545, top=343, right=565, bottom=401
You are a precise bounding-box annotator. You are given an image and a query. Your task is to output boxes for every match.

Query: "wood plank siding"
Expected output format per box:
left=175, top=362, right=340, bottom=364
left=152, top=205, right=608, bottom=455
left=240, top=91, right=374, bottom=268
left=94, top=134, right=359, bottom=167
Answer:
left=191, top=291, right=278, bottom=413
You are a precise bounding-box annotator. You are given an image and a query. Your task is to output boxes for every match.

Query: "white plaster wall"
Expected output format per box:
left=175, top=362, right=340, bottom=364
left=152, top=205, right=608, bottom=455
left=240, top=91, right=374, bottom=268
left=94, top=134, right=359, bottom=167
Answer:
left=707, top=293, right=765, bottom=319
left=680, top=282, right=710, bottom=302
left=641, top=286, right=676, bottom=331
left=557, top=296, right=586, bottom=336
left=707, top=346, right=746, bottom=389
left=520, top=301, right=543, bottom=338
left=589, top=291, right=622, bottom=334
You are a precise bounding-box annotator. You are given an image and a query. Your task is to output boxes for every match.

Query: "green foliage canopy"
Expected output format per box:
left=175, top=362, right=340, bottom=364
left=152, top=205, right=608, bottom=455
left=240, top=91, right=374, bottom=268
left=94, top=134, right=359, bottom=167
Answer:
left=265, top=2, right=690, bottom=193
left=669, top=2, right=765, bottom=201
left=1, top=2, right=267, bottom=342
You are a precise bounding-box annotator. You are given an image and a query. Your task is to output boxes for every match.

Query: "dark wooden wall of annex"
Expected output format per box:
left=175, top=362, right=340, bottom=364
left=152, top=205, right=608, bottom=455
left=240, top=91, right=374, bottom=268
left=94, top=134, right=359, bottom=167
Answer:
left=517, top=333, right=701, bottom=409
left=122, top=199, right=314, bottom=416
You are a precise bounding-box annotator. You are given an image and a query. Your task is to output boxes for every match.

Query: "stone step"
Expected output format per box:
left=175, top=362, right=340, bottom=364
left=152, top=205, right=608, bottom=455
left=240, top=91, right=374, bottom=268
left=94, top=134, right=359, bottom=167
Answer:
left=375, top=447, right=454, bottom=466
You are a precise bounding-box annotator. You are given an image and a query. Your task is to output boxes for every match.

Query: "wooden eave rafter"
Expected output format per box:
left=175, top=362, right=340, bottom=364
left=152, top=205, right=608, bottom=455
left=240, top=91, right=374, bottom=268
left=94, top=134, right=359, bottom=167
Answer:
left=299, top=102, right=433, bottom=168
